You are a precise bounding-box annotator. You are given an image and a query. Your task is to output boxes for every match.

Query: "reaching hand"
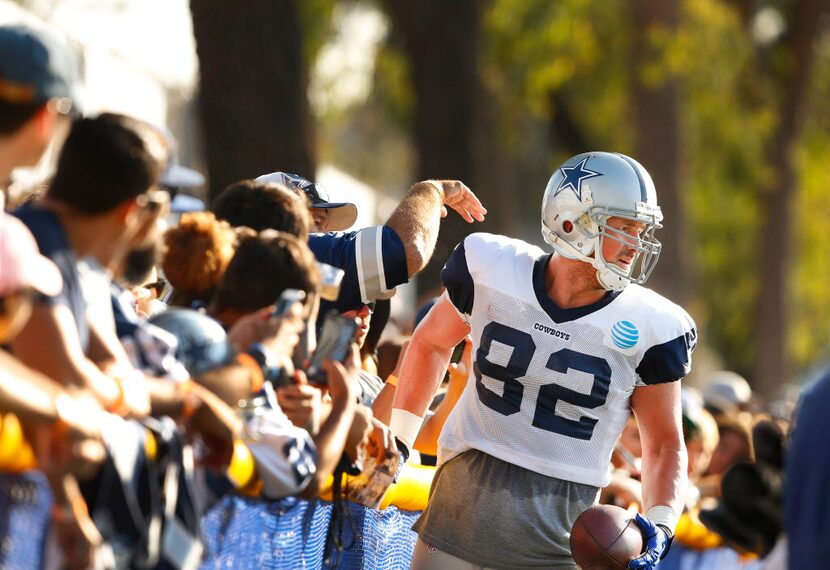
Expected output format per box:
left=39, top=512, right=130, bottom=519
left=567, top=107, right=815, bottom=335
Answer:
left=39, top=393, right=106, bottom=480
left=324, top=344, right=361, bottom=406
left=436, top=180, right=487, bottom=223
left=366, top=416, right=396, bottom=463
left=277, top=378, right=322, bottom=433
left=628, top=512, right=672, bottom=569
left=228, top=303, right=305, bottom=363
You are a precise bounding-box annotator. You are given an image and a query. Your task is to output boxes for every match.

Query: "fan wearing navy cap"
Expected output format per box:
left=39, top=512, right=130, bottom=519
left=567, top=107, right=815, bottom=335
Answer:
left=0, top=23, right=80, bottom=194
left=213, top=172, right=487, bottom=314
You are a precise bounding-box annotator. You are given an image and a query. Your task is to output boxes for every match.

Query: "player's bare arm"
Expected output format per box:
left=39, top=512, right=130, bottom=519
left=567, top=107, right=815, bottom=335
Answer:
left=385, top=180, right=486, bottom=278
left=628, top=379, right=687, bottom=569
left=390, top=295, right=470, bottom=448
left=630, top=381, right=687, bottom=518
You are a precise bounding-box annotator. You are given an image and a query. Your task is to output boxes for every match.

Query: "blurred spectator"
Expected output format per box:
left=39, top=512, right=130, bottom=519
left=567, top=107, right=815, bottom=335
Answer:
left=703, top=414, right=754, bottom=483
left=163, top=211, right=237, bottom=307
left=699, top=461, right=784, bottom=562
left=209, top=230, right=320, bottom=330
left=256, top=172, right=357, bottom=233
left=703, top=371, right=753, bottom=417
left=212, top=179, right=313, bottom=240
left=12, top=113, right=169, bottom=416
left=0, top=24, right=79, bottom=191
left=786, top=369, right=830, bottom=566
left=0, top=213, right=108, bottom=569
left=682, top=388, right=720, bottom=490
left=376, top=336, right=408, bottom=381
left=0, top=214, right=106, bottom=449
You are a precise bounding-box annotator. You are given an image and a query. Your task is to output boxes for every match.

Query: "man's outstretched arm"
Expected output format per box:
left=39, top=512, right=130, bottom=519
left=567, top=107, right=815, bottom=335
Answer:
left=385, top=180, right=486, bottom=278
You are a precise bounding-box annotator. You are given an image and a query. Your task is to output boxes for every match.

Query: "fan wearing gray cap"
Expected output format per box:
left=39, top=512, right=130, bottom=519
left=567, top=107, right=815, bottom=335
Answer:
left=0, top=213, right=107, bottom=569
left=218, top=171, right=488, bottom=315
left=0, top=23, right=80, bottom=189
left=257, top=171, right=357, bottom=232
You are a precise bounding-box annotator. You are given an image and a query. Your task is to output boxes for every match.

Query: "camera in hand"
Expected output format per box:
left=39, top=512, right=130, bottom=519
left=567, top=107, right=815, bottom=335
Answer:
left=273, top=288, right=305, bottom=317
left=306, top=310, right=358, bottom=384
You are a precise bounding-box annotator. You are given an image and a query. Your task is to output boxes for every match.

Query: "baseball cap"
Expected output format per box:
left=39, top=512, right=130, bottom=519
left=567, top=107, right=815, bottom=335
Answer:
left=158, top=127, right=205, bottom=192
left=0, top=24, right=79, bottom=108
left=0, top=214, right=62, bottom=297
left=703, top=371, right=752, bottom=414
left=255, top=171, right=357, bottom=231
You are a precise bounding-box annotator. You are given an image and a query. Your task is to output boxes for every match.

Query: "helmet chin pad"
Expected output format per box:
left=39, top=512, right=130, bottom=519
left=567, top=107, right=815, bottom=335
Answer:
left=593, top=257, right=631, bottom=291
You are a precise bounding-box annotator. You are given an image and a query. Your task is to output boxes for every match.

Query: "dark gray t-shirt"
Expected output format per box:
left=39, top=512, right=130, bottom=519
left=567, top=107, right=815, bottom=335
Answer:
left=414, top=449, right=599, bottom=570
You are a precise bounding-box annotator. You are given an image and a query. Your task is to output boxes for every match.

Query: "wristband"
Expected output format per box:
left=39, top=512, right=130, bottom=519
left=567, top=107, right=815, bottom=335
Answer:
left=386, top=374, right=398, bottom=388
left=390, top=408, right=422, bottom=451
left=645, top=505, right=679, bottom=533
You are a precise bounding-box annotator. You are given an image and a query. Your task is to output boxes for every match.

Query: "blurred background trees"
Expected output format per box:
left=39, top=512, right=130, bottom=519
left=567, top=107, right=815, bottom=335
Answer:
left=188, top=0, right=830, bottom=397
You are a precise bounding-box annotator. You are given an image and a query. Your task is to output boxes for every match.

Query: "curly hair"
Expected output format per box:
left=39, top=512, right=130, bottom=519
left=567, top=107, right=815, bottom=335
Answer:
left=162, top=212, right=237, bottom=299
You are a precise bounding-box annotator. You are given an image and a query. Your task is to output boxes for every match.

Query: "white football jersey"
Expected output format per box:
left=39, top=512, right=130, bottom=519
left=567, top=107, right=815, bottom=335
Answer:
left=438, top=233, right=697, bottom=487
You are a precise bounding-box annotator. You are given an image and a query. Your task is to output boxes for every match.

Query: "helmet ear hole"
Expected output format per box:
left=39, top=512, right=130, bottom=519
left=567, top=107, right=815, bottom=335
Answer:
left=562, top=220, right=574, bottom=234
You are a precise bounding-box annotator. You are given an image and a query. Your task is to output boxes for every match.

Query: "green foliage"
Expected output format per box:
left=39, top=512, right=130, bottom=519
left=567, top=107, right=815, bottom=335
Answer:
left=676, top=0, right=767, bottom=376
left=299, top=0, right=339, bottom=62
left=790, top=45, right=830, bottom=371
left=484, top=0, right=631, bottom=156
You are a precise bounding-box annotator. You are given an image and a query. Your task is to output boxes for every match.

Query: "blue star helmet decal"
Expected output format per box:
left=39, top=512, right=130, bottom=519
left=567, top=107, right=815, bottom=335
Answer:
left=554, top=156, right=603, bottom=201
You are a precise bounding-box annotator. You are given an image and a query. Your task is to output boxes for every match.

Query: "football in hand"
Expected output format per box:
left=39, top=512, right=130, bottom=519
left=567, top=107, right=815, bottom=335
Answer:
left=569, top=505, right=644, bottom=569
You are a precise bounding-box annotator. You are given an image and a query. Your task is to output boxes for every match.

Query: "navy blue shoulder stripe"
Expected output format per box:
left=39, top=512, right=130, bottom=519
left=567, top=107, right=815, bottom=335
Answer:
left=636, top=328, right=696, bottom=385
left=440, top=240, right=475, bottom=315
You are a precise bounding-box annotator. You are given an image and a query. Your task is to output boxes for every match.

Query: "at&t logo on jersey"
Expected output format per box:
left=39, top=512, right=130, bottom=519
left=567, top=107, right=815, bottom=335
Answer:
left=610, top=320, right=639, bottom=349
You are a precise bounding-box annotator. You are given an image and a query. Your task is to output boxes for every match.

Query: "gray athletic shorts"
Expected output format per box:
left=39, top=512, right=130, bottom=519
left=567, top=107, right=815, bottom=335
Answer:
left=412, top=449, right=600, bottom=570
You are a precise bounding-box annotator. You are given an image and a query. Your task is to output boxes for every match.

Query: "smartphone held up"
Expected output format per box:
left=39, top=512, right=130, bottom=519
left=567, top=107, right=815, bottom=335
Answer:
left=306, top=311, right=358, bottom=385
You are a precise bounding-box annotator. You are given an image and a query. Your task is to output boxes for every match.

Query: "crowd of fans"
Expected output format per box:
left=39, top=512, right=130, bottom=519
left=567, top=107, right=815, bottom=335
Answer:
left=0, top=21, right=821, bottom=570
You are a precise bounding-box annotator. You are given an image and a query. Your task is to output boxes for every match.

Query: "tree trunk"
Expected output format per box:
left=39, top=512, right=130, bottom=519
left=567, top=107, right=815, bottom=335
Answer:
left=631, top=0, right=685, bottom=304
left=754, top=0, right=823, bottom=398
left=384, top=0, right=498, bottom=297
left=190, top=0, right=315, bottom=202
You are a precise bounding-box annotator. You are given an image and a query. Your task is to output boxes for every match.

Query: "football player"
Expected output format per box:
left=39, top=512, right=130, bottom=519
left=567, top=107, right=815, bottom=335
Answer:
left=391, top=152, right=696, bottom=570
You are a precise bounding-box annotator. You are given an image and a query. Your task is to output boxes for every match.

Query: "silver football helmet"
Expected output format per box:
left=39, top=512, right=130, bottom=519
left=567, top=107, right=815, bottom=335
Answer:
left=541, top=151, right=663, bottom=291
